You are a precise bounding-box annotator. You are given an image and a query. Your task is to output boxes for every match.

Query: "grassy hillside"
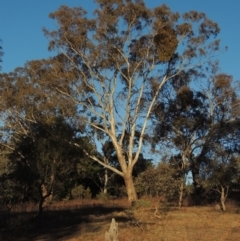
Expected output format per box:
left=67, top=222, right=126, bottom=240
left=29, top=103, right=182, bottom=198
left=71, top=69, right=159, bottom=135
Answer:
left=1, top=198, right=239, bottom=241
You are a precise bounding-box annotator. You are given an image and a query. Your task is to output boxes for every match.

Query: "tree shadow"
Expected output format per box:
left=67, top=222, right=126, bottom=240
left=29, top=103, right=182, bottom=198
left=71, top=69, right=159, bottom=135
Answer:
left=0, top=204, right=129, bottom=241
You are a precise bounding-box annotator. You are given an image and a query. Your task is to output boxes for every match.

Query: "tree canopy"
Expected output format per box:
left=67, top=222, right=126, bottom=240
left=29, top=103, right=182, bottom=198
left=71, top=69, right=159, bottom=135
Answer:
left=0, top=0, right=239, bottom=204
left=40, top=0, right=221, bottom=201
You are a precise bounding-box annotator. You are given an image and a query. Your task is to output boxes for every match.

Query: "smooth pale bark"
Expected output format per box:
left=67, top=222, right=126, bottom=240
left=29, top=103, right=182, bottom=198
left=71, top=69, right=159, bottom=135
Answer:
left=178, top=179, right=184, bottom=209
left=103, top=168, right=108, bottom=194
left=178, top=152, right=188, bottom=209
left=220, top=185, right=229, bottom=212
left=123, top=171, right=138, bottom=203
left=212, top=185, right=229, bottom=212
left=114, top=147, right=138, bottom=202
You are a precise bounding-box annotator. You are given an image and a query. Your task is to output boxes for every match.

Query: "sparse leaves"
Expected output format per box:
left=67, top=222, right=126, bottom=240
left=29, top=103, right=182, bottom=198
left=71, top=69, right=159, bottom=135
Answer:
left=0, top=0, right=225, bottom=202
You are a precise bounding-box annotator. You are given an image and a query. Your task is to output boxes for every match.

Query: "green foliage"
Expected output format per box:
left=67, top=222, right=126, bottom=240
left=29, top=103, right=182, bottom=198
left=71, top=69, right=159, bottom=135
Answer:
left=96, top=191, right=111, bottom=201
left=84, top=187, right=92, bottom=199
left=0, top=150, right=23, bottom=209
left=158, top=201, right=171, bottom=214
left=71, top=185, right=92, bottom=199
left=132, top=199, right=151, bottom=209
left=153, top=71, right=240, bottom=202
left=71, top=185, right=85, bottom=199
left=135, top=162, right=180, bottom=201
left=201, top=155, right=239, bottom=196
left=0, top=178, right=22, bottom=210
left=4, top=117, right=96, bottom=208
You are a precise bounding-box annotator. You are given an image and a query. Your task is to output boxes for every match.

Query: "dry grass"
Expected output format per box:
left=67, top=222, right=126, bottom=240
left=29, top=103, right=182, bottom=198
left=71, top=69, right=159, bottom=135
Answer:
left=1, top=198, right=240, bottom=241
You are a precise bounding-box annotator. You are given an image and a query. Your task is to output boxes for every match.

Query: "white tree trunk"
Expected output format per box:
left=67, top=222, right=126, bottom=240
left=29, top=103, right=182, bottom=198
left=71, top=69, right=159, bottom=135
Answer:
left=178, top=178, right=184, bottom=209
left=104, top=168, right=108, bottom=194
left=123, top=171, right=138, bottom=203
left=220, top=185, right=228, bottom=212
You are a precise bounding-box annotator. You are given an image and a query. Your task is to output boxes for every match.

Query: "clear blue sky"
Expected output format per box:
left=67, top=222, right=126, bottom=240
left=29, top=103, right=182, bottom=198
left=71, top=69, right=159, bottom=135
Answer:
left=1, top=0, right=239, bottom=80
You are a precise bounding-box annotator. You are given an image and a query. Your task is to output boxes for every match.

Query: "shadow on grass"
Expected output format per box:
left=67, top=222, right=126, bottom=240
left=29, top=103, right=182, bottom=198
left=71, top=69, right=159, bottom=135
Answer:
left=0, top=204, right=129, bottom=241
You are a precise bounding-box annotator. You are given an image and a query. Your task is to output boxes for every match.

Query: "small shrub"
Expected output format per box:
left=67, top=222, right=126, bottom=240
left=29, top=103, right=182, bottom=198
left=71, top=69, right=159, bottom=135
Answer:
left=62, top=194, right=70, bottom=202
left=132, top=199, right=151, bottom=209
left=71, top=185, right=85, bottom=199
left=84, top=187, right=92, bottom=199
left=159, top=201, right=171, bottom=214
left=96, top=192, right=111, bottom=201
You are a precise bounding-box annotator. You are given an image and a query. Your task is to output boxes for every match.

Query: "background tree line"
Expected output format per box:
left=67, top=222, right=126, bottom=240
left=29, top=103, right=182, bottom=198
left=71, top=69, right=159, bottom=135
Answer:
left=0, top=0, right=240, bottom=213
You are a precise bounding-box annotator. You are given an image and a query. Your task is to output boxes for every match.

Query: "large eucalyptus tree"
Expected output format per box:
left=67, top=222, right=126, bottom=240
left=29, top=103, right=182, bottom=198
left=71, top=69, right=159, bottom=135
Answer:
left=0, top=0, right=221, bottom=202
left=40, top=0, right=221, bottom=202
